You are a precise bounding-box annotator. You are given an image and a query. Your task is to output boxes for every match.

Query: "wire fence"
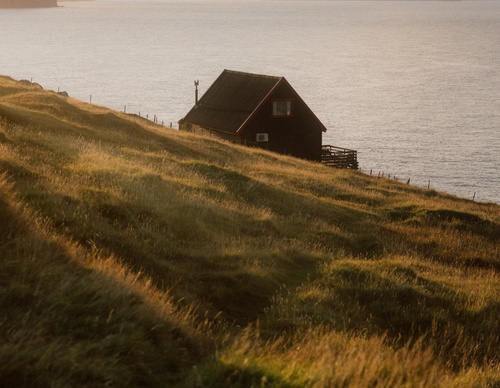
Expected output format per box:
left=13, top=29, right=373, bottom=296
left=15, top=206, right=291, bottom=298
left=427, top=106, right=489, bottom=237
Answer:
left=358, top=168, right=480, bottom=202
left=21, top=79, right=485, bottom=203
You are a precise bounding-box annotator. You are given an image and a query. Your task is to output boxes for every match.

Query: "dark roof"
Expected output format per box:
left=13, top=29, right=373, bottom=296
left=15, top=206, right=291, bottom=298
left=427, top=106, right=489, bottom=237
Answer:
left=181, top=69, right=327, bottom=134
left=182, top=70, right=281, bottom=134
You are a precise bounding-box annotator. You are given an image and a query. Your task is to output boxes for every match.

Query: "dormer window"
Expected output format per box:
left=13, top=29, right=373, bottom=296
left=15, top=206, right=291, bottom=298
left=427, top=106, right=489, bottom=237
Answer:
left=272, top=100, right=292, bottom=116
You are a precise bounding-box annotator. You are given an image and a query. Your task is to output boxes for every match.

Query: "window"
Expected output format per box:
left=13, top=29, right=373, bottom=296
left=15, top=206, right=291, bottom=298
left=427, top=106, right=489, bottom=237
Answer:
left=272, top=100, right=292, bottom=116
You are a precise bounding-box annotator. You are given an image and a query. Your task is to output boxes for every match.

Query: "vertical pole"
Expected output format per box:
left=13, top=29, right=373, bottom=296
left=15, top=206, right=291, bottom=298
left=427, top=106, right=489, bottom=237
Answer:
left=428, top=180, right=430, bottom=189
left=90, top=95, right=92, bottom=103
left=194, top=80, right=199, bottom=106
left=472, top=192, right=476, bottom=201
left=124, top=105, right=126, bottom=113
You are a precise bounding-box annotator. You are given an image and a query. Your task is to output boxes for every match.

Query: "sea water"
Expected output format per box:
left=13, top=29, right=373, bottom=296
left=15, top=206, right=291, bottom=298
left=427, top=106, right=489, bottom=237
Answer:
left=0, top=0, right=499, bottom=203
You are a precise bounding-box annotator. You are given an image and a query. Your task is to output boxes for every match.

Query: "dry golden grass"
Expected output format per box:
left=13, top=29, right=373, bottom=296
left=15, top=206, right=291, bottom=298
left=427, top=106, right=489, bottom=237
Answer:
left=1, top=75, right=499, bottom=386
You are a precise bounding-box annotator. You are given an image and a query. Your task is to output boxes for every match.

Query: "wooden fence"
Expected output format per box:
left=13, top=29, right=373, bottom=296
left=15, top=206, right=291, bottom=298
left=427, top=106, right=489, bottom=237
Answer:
left=321, top=145, right=358, bottom=170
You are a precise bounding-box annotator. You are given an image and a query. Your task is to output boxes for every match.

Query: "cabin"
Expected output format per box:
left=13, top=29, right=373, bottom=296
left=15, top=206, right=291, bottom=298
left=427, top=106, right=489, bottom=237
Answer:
left=179, top=69, right=357, bottom=168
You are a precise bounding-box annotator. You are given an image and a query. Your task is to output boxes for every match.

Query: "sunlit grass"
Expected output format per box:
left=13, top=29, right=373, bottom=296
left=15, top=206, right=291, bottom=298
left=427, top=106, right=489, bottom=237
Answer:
left=196, top=327, right=448, bottom=387
left=1, top=75, right=499, bottom=386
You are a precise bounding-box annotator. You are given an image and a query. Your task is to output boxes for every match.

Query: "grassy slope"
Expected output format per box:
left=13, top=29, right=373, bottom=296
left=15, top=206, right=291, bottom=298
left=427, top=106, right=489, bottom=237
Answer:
left=0, top=75, right=498, bottom=387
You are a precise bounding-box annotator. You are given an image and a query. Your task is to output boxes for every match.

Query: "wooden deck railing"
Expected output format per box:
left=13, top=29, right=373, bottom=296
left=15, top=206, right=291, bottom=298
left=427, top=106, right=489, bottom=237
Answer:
left=321, top=145, right=358, bottom=170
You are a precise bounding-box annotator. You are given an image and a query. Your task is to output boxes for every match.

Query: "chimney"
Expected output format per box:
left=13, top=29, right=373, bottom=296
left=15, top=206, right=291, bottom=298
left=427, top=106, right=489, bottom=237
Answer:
left=194, top=80, right=199, bottom=107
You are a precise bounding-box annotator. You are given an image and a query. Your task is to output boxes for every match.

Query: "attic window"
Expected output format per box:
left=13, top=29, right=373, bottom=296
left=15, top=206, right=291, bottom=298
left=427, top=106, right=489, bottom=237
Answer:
left=272, top=100, right=292, bottom=116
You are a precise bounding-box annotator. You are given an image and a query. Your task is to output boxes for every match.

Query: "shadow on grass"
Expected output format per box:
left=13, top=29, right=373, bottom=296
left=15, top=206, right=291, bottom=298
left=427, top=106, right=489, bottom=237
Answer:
left=0, top=177, right=205, bottom=387
left=188, top=361, right=301, bottom=388
left=315, top=262, right=500, bottom=367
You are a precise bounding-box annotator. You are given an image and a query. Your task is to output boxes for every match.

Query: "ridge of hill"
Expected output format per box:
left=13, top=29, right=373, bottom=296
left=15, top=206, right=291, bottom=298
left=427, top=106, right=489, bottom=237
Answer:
left=0, top=75, right=498, bottom=386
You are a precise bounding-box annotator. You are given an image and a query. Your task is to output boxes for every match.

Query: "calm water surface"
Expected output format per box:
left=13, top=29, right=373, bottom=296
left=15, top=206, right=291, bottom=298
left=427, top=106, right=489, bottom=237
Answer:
left=1, top=0, right=499, bottom=203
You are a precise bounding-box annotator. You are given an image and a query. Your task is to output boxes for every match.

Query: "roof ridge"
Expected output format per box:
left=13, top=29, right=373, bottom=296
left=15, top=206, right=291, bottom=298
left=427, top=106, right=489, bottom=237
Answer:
left=223, top=69, right=283, bottom=81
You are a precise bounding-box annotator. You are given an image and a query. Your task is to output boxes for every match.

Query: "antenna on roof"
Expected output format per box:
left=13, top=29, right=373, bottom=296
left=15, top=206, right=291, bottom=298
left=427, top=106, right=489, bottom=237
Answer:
left=194, top=80, right=199, bottom=107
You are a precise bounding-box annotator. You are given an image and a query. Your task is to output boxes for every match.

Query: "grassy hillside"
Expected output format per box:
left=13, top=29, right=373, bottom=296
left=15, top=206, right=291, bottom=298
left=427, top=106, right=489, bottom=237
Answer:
left=0, top=75, right=498, bottom=387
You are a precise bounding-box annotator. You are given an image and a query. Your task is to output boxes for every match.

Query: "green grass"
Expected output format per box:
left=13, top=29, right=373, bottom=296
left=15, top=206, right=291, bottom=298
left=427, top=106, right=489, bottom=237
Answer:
left=0, top=75, right=499, bottom=386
